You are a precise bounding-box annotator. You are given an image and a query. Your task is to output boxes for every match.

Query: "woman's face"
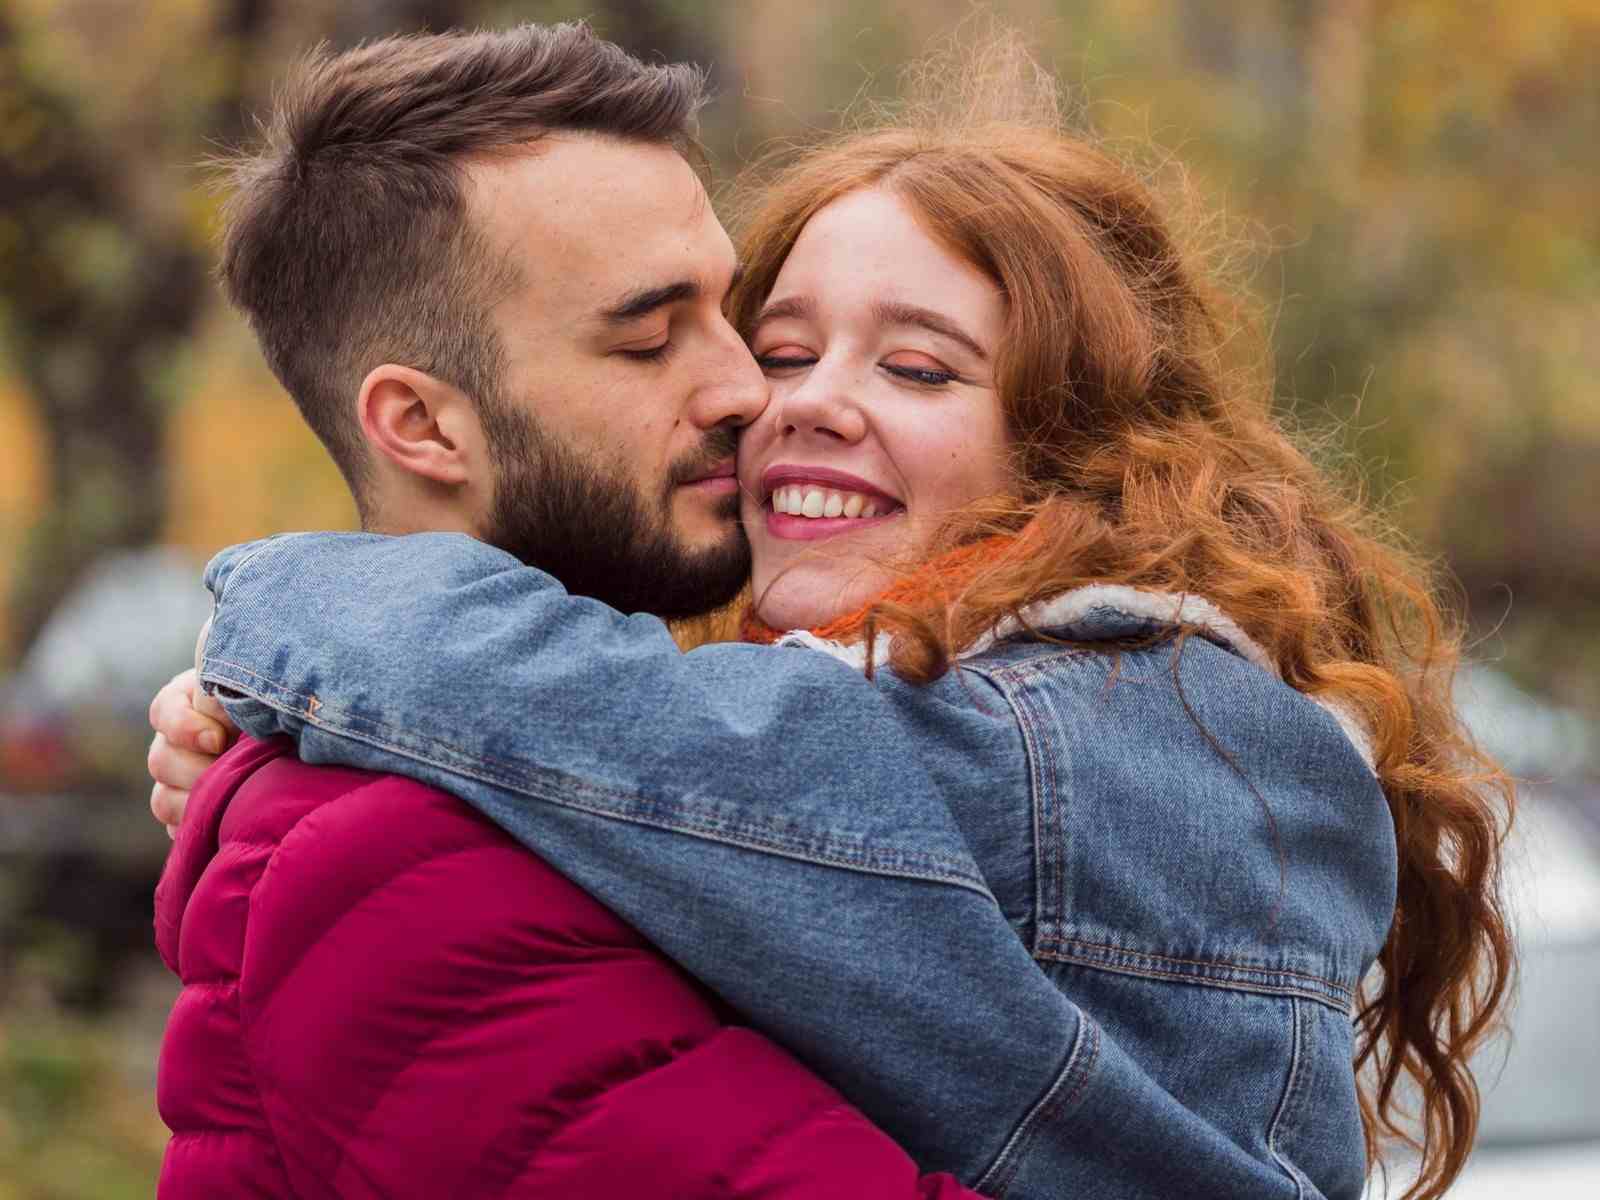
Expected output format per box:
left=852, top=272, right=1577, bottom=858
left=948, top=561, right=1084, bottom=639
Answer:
left=738, top=187, right=1010, bottom=630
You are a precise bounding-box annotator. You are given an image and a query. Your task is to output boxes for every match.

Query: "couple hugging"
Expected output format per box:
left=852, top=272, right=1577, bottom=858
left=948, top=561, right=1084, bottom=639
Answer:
left=144, top=19, right=1511, bottom=1200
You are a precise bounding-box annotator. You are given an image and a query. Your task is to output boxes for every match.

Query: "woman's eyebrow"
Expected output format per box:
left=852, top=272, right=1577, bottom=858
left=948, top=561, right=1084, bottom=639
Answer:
left=871, top=300, right=988, bottom=361
left=753, top=294, right=816, bottom=327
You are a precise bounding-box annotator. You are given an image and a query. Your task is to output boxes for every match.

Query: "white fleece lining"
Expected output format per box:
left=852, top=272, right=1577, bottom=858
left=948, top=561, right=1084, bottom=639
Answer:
left=773, top=584, right=1377, bottom=772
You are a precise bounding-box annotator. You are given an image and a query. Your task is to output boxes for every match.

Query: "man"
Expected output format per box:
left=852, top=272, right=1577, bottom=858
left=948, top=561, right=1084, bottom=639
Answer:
left=151, top=21, right=1088, bottom=1199
left=143, top=24, right=997, bottom=1198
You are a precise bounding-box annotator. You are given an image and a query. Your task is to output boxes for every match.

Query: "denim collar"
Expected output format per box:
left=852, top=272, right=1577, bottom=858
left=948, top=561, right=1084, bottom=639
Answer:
left=772, top=584, right=1378, bottom=772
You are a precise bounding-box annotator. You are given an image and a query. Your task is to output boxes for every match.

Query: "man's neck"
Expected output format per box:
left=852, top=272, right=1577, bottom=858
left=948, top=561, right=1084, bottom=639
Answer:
left=362, top=492, right=483, bottom=540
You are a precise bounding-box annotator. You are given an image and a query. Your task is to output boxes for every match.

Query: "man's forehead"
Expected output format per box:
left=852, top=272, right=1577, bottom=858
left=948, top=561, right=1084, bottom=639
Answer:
left=467, top=135, right=725, bottom=300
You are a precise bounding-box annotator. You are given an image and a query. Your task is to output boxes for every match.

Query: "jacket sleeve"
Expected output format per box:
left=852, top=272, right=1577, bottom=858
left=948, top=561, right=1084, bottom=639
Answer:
left=238, top=778, right=981, bottom=1200
left=201, top=531, right=1088, bottom=1190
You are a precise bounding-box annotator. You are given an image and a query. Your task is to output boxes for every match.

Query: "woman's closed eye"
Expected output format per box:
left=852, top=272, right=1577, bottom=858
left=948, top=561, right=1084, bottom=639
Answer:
left=755, top=345, right=963, bottom=388
left=754, top=344, right=817, bottom=373
left=881, top=352, right=961, bottom=388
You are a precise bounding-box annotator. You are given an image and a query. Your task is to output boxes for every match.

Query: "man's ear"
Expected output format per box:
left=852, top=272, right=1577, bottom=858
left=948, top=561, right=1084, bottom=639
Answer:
left=357, top=363, right=484, bottom=488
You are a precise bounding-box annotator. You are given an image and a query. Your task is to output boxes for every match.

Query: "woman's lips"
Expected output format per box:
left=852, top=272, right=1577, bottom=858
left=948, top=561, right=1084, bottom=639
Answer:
left=764, top=508, right=900, bottom=541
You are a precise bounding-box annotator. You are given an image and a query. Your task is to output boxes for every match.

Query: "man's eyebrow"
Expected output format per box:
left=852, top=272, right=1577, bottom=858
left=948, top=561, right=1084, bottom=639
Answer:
left=598, top=280, right=699, bottom=325
left=597, top=263, right=745, bottom=326
left=871, top=300, right=989, bottom=361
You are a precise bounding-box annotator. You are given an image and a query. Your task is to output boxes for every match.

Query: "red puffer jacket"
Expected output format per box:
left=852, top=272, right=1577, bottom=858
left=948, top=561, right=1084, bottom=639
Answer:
left=154, top=736, right=976, bottom=1199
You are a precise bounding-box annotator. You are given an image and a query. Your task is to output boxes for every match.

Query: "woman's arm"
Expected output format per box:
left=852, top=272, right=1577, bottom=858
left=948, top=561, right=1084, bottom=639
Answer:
left=196, top=530, right=1086, bottom=1190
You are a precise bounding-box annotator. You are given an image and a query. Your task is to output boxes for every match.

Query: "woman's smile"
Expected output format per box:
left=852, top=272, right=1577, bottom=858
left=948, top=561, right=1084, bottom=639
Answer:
left=760, top=464, right=904, bottom=541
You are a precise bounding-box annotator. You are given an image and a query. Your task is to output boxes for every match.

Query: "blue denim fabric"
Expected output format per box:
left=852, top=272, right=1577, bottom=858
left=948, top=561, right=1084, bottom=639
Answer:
left=199, top=532, right=1398, bottom=1199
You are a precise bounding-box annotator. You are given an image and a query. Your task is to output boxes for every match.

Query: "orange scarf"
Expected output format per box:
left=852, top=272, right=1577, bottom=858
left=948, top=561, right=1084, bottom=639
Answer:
left=739, top=535, right=1018, bottom=646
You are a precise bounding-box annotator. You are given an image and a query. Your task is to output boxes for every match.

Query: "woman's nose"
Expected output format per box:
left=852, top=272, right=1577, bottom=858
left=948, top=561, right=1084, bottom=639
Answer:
left=773, top=362, right=866, bottom=443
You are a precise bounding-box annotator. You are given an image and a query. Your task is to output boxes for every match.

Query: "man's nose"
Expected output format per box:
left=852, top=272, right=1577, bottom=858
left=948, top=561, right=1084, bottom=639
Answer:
left=688, top=319, right=768, bottom=430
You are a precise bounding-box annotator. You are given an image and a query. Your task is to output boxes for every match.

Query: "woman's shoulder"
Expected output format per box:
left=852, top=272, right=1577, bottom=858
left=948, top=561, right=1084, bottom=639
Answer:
left=957, top=586, right=1377, bottom=774
left=954, top=592, right=1396, bottom=985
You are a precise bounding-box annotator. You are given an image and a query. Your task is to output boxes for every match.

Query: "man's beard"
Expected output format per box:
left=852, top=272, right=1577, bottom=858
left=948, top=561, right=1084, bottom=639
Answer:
left=479, top=401, right=749, bottom=619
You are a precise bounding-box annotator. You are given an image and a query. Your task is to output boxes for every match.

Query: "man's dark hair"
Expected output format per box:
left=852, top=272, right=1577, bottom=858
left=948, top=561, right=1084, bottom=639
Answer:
left=217, top=22, right=709, bottom=520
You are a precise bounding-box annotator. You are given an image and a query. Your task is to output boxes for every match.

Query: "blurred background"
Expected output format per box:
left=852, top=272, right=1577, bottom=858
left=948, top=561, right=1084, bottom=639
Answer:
left=0, top=1, right=1594, bottom=1195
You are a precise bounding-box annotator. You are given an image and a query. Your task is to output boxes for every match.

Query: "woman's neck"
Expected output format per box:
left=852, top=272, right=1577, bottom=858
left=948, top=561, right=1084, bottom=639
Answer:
left=740, top=536, right=1018, bottom=645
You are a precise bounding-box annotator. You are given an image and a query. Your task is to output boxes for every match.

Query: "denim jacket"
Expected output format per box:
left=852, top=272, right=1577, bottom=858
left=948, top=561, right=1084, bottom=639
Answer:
left=198, top=532, right=1397, bottom=1199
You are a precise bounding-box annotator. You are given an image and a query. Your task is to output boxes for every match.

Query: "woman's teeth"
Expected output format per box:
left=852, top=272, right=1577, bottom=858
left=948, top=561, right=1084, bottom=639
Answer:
left=770, top=485, right=885, bottom=520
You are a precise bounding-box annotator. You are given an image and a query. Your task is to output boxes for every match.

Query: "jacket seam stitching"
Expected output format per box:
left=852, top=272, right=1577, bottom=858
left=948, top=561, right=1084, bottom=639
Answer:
left=1033, top=948, right=1352, bottom=1010
left=960, top=648, right=1096, bottom=682
left=1266, top=997, right=1312, bottom=1198
left=976, top=1011, right=1100, bottom=1198
left=203, top=659, right=994, bottom=897
left=1008, top=682, right=1054, bottom=955
left=1034, top=934, right=1354, bottom=1000
left=977, top=662, right=1068, bottom=954
left=1039, top=687, right=1067, bottom=945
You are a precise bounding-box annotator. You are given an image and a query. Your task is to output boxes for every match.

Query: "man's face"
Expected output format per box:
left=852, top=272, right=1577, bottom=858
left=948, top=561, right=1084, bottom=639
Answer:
left=465, top=136, right=764, bottom=617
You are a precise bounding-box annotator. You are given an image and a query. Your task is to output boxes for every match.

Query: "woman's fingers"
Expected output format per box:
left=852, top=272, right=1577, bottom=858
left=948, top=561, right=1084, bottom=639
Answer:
left=148, top=668, right=233, bottom=756
left=146, top=729, right=211, bottom=834
left=145, top=635, right=238, bottom=836
left=193, top=682, right=231, bottom=729
left=188, top=616, right=237, bottom=732
left=150, top=779, right=188, bottom=834
left=147, top=731, right=217, bottom=792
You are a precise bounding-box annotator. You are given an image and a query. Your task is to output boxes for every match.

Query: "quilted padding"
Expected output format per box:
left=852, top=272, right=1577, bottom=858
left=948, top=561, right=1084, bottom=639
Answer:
left=154, top=736, right=974, bottom=1198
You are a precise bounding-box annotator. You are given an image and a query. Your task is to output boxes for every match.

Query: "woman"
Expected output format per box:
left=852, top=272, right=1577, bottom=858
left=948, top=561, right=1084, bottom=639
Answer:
left=151, top=40, right=1511, bottom=1200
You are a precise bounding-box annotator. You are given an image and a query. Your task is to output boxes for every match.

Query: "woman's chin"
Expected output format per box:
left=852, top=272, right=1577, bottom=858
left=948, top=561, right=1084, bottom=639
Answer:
left=753, top=600, right=828, bottom=633
left=750, top=564, right=893, bottom=633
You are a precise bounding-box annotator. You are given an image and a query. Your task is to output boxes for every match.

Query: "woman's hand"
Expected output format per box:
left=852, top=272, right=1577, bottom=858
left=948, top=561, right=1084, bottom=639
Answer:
left=147, top=620, right=237, bottom=836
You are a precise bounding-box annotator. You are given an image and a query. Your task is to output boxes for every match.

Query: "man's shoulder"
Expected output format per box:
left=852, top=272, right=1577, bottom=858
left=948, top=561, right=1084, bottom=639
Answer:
left=217, top=735, right=480, bottom=848
left=211, top=737, right=645, bottom=952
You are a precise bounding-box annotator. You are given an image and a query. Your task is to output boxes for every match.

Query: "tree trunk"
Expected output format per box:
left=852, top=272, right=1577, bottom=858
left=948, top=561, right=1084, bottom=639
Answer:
left=0, top=0, right=278, bottom=654
left=0, top=0, right=486, bottom=656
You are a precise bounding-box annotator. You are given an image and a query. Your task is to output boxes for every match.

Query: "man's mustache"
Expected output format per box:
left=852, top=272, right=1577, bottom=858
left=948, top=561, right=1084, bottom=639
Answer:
left=665, top=426, right=741, bottom=489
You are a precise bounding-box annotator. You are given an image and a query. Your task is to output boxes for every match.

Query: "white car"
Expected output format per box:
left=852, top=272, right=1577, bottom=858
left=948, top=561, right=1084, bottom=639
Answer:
left=1372, top=671, right=1600, bottom=1197
left=1441, top=794, right=1600, bottom=1197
